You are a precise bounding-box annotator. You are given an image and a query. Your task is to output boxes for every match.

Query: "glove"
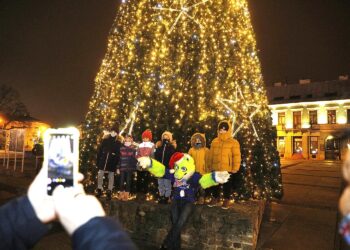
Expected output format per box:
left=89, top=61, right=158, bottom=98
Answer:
left=214, top=171, right=230, bottom=184
left=137, top=157, right=152, bottom=170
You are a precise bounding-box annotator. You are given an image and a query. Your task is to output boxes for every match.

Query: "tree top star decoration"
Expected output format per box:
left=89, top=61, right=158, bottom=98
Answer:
left=153, top=0, right=211, bottom=33
left=217, top=85, right=261, bottom=140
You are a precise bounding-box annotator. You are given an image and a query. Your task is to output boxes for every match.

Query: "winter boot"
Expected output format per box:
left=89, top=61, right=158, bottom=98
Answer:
left=164, top=197, right=171, bottom=204
left=160, top=196, right=167, bottom=204
left=106, top=190, right=112, bottom=201
left=207, top=198, right=219, bottom=207
left=117, top=191, right=124, bottom=200
left=197, top=197, right=205, bottom=205
left=123, top=192, right=130, bottom=201
left=96, top=189, right=102, bottom=198
left=222, top=199, right=231, bottom=209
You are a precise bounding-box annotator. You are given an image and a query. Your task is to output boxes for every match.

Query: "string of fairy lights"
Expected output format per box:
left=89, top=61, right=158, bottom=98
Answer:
left=80, top=0, right=283, bottom=200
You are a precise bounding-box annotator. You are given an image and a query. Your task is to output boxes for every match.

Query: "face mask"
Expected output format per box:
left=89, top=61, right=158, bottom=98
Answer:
left=195, top=142, right=202, bottom=148
left=124, top=142, right=131, bottom=146
left=110, top=131, right=117, bottom=137
left=163, top=139, right=170, bottom=144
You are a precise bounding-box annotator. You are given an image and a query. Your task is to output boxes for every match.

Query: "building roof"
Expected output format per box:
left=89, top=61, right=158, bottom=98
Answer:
left=13, top=115, right=41, bottom=122
left=266, top=79, right=350, bottom=105
left=0, top=113, right=41, bottom=122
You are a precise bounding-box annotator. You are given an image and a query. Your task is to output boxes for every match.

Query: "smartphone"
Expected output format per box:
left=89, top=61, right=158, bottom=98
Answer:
left=44, top=127, right=79, bottom=195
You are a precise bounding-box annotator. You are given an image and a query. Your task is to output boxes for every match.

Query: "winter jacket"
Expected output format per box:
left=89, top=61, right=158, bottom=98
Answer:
left=154, top=132, right=176, bottom=169
left=188, top=133, right=209, bottom=175
left=118, top=145, right=137, bottom=172
left=207, top=120, right=241, bottom=173
left=32, top=143, right=44, bottom=157
left=0, top=196, right=49, bottom=250
left=96, top=135, right=121, bottom=172
left=136, top=141, right=155, bottom=158
left=154, top=137, right=175, bottom=168
left=0, top=195, right=137, bottom=250
left=72, top=216, right=137, bottom=250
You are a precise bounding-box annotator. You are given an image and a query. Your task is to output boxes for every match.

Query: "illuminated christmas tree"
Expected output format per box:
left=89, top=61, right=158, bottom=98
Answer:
left=81, top=0, right=283, bottom=200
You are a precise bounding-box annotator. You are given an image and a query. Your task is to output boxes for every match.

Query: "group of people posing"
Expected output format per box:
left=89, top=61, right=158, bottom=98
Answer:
left=95, top=120, right=241, bottom=209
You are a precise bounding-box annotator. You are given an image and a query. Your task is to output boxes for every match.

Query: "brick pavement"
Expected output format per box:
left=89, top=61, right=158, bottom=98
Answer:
left=257, top=160, right=344, bottom=250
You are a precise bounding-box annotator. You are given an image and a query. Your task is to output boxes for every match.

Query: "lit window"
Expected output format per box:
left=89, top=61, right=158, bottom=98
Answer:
left=327, top=110, right=336, bottom=124
left=278, top=112, right=285, bottom=128
left=309, top=110, right=317, bottom=125
left=293, top=111, right=301, bottom=129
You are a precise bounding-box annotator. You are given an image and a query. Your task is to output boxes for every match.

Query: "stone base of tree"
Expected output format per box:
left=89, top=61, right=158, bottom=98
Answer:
left=104, top=199, right=265, bottom=250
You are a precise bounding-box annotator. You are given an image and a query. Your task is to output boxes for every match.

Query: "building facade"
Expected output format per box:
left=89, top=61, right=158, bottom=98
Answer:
left=267, top=77, right=350, bottom=160
left=0, top=115, right=49, bottom=152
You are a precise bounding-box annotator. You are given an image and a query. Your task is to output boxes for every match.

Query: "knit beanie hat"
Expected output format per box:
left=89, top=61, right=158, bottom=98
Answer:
left=110, top=124, right=119, bottom=133
left=142, top=129, right=152, bottom=141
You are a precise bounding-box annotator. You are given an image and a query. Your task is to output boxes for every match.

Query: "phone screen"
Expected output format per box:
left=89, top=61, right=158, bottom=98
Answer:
left=46, top=132, right=77, bottom=195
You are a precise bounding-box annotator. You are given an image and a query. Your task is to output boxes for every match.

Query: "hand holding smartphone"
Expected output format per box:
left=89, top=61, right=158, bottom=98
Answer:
left=44, top=127, right=79, bottom=195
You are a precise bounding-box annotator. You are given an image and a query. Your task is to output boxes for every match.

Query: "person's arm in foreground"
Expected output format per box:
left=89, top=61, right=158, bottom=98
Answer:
left=53, top=185, right=137, bottom=250
left=0, top=166, right=55, bottom=249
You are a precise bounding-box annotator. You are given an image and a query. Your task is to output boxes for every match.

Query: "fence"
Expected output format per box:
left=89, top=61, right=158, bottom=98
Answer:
left=1, top=128, right=26, bottom=172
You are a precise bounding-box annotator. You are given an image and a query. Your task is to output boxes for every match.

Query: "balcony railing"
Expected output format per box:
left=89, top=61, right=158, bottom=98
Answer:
left=310, top=124, right=320, bottom=130
left=293, top=124, right=301, bottom=129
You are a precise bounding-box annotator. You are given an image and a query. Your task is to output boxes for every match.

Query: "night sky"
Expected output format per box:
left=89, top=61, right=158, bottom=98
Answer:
left=0, top=0, right=349, bottom=126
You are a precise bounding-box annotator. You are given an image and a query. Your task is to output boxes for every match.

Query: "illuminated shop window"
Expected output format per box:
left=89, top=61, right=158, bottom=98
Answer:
left=309, top=137, right=318, bottom=155
left=278, top=137, right=285, bottom=155
left=293, top=137, right=303, bottom=154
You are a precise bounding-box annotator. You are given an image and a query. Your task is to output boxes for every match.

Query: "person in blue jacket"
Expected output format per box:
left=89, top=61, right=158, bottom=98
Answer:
left=0, top=165, right=137, bottom=250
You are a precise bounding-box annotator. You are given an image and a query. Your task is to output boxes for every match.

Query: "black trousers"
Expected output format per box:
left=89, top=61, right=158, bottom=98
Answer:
left=163, top=199, right=194, bottom=250
left=119, top=171, right=132, bottom=192
left=208, top=172, right=240, bottom=199
left=136, top=171, right=150, bottom=193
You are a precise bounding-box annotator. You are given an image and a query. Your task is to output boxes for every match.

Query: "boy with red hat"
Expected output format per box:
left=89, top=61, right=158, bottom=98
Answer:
left=136, top=129, right=155, bottom=196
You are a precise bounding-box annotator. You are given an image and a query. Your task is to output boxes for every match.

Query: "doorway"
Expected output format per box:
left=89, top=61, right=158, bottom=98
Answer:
left=325, top=136, right=340, bottom=160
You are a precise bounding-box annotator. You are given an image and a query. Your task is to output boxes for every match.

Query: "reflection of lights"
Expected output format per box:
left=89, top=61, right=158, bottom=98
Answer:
left=311, top=149, right=318, bottom=154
